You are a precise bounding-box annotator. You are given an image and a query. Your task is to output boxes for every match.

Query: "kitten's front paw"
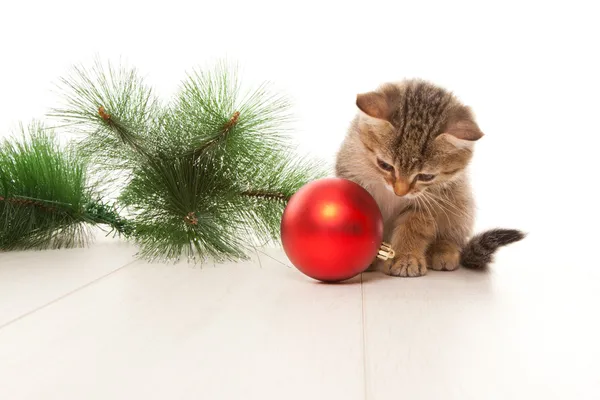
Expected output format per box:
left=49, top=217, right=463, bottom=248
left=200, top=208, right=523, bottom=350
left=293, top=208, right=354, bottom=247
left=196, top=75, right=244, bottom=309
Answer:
left=387, top=253, right=427, bottom=277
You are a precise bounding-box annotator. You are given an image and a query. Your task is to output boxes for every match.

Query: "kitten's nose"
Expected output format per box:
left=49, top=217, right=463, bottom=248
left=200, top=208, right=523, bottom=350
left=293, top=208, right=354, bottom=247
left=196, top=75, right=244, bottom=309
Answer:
left=393, top=180, right=410, bottom=197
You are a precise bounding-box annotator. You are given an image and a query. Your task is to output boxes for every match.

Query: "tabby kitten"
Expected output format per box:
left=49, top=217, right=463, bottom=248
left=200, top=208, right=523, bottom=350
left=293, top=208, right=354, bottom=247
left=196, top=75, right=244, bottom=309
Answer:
left=335, top=79, right=524, bottom=277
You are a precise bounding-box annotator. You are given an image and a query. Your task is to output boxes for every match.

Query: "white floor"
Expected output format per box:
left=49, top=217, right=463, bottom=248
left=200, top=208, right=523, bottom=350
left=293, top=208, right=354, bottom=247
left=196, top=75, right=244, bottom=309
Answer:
left=0, top=235, right=598, bottom=400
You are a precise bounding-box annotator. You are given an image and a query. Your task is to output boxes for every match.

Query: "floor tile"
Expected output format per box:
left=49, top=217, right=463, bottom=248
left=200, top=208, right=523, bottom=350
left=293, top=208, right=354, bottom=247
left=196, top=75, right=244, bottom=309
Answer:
left=361, top=251, right=600, bottom=400
left=0, top=235, right=138, bottom=328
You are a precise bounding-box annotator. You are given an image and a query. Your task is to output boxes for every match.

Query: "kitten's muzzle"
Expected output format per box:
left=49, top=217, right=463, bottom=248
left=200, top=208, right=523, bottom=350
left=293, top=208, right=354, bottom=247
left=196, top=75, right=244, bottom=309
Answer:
left=393, top=180, right=410, bottom=197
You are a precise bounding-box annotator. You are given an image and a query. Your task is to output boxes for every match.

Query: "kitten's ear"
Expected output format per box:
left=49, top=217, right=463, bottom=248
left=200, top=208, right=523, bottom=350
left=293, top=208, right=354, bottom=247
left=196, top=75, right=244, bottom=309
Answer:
left=444, top=120, right=484, bottom=141
left=356, top=92, right=390, bottom=121
left=436, top=120, right=484, bottom=150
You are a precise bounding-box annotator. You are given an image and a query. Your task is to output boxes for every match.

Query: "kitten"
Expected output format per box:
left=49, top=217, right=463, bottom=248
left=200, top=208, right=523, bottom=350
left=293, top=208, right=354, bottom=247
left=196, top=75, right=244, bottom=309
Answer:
left=335, top=79, right=524, bottom=277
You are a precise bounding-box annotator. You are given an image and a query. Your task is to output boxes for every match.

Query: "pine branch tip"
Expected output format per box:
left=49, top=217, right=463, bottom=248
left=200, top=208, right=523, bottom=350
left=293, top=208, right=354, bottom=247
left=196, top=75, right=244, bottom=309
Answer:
left=224, top=111, right=240, bottom=132
left=98, top=106, right=111, bottom=121
left=185, top=212, right=199, bottom=226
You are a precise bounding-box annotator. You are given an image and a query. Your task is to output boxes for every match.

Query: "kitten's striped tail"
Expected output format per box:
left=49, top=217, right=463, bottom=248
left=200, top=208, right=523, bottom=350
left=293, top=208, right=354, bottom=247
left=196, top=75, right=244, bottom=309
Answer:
left=460, top=229, right=526, bottom=269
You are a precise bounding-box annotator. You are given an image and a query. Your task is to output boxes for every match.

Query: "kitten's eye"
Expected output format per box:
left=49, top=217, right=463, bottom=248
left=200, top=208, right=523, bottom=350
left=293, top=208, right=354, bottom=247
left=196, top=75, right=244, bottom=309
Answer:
left=377, top=159, right=394, bottom=172
left=417, top=173, right=436, bottom=182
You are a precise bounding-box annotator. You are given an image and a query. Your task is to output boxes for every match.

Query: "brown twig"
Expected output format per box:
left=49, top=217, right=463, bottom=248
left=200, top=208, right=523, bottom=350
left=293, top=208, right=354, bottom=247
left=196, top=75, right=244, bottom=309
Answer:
left=186, top=111, right=241, bottom=159
left=97, top=105, right=152, bottom=159
left=241, top=190, right=290, bottom=201
left=0, top=196, right=58, bottom=212
left=223, top=111, right=240, bottom=133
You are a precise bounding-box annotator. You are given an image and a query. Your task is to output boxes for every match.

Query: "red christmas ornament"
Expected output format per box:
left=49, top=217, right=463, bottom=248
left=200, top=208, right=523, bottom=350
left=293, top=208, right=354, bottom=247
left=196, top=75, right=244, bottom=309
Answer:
left=281, top=177, right=394, bottom=282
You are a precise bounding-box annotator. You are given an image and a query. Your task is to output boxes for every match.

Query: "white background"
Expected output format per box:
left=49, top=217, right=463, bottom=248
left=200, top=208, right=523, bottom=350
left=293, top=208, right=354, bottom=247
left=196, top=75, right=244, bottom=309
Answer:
left=2, top=3, right=600, bottom=398
left=1, top=0, right=599, bottom=264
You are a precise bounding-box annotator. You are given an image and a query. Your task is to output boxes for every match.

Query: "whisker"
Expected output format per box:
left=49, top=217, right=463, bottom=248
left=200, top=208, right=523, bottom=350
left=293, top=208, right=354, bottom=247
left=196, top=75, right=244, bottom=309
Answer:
left=429, top=190, right=466, bottom=216
left=416, top=193, right=437, bottom=231
left=423, top=192, right=452, bottom=225
left=424, top=192, right=452, bottom=216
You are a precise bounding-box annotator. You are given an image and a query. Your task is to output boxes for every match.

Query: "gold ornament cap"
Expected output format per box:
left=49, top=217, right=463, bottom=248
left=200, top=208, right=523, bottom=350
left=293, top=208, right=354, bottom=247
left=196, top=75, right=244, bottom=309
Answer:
left=376, top=242, right=395, bottom=261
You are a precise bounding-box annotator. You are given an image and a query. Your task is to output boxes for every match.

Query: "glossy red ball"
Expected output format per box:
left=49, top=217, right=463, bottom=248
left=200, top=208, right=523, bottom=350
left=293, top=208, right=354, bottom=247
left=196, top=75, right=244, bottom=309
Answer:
left=281, top=177, right=384, bottom=282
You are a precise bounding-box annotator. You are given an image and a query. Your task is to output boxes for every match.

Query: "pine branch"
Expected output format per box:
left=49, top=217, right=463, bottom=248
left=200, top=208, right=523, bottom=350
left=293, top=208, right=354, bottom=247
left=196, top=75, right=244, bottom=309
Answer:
left=48, top=58, right=160, bottom=172
left=0, top=123, right=133, bottom=250
left=44, top=59, right=327, bottom=263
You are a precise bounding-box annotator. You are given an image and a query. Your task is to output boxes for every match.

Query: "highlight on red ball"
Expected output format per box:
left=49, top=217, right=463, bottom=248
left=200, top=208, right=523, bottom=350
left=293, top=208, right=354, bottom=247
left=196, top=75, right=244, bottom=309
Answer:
left=280, top=177, right=384, bottom=283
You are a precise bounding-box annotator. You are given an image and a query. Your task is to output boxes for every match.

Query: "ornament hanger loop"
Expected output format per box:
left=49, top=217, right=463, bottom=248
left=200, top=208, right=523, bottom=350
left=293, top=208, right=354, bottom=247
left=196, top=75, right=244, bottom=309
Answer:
left=376, top=242, right=395, bottom=261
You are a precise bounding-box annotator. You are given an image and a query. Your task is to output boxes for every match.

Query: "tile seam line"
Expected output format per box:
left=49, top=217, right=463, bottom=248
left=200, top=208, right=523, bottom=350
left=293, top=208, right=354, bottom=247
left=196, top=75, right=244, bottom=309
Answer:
left=0, top=258, right=139, bottom=331
left=361, top=273, right=369, bottom=400
left=255, top=248, right=292, bottom=268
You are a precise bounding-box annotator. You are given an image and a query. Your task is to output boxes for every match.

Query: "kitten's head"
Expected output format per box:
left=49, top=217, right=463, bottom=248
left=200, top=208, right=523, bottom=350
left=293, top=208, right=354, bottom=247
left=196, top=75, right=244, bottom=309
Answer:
left=353, top=79, right=483, bottom=198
